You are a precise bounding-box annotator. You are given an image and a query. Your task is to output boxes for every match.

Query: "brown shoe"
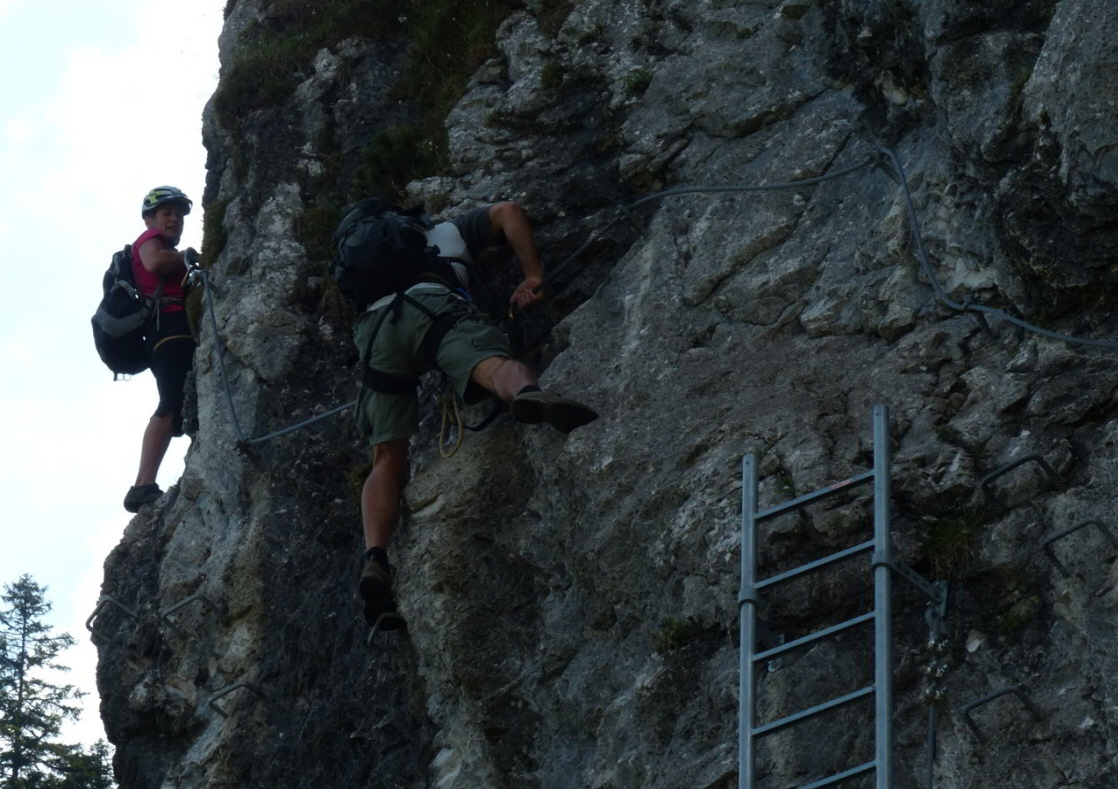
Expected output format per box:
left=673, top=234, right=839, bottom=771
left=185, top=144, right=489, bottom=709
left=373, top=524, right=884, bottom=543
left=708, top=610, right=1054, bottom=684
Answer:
left=509, top=391, right=598, bottom=434
left=359, top=558, right=404, bottom=630
left=123, top=483, right=163, bottom=513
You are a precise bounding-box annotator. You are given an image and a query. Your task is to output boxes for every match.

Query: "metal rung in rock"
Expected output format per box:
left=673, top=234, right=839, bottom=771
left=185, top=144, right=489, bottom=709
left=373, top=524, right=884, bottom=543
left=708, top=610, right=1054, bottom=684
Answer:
left=207, top=681, right=265, bottom=718
left=161, top=594, right=219, bottom=636
left=960, top=685, right=1044, bottom=743
left=1041, top=519, right=1118, bottom=578
left=979, top=454, right=1059, bottom=494
left=85, top=596, right=138, bottom=642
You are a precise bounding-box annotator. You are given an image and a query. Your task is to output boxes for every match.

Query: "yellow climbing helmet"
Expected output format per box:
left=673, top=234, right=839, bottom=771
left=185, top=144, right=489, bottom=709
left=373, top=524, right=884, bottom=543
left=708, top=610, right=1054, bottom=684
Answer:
left=141, top=185, right=193, bottom=217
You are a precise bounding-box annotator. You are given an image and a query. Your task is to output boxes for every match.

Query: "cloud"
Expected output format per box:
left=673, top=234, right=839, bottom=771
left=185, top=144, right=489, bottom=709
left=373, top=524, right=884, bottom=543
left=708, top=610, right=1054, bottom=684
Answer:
left=0, top=0, right=23, bottom=21
left=45, top=5, right=221, bottom=238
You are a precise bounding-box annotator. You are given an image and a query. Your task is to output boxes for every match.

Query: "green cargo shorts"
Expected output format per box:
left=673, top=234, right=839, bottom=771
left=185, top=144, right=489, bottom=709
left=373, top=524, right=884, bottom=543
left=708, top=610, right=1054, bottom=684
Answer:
left=353, top=285, right=513, bottom=445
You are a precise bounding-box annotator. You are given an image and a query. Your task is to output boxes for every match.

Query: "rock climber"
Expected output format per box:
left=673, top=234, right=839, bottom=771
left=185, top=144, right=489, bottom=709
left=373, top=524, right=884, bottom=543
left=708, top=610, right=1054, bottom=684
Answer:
left=123, top=186, right=197, bottom=513
left=349, top=200, right=599, bottom=628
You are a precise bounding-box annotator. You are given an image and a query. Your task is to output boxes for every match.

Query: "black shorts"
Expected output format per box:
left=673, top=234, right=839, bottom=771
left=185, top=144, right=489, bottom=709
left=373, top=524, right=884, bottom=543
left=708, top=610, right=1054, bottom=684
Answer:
left=146, top=311, right=195, bottom=435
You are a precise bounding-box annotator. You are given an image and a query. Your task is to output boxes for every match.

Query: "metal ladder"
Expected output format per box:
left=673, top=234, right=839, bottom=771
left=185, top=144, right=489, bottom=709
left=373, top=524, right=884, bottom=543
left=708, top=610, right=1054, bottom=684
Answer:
left=737, top=404, right=946, bottom=789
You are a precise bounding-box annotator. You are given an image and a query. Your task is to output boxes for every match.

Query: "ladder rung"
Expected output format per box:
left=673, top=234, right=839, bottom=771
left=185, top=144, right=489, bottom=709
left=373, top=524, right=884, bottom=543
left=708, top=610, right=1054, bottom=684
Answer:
left=756, top=540, right=875, bottom=591
left=754, top=612, right=875, bottom=663
left=756, top=471, right=874, bottom=522
left=753, top=686, right=874, bottom=738
left=796, top=761, right=877, bottom=789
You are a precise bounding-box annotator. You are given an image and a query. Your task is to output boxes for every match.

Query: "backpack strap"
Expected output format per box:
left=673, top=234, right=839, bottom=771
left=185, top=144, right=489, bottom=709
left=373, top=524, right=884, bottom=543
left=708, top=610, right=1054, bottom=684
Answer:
left=357, top=290, right=481, bottom=395
left=357, top=294, right=419, bottom=396
left=143, top=279, right=165, bottom=331
left=403, top=293, right=477, bottom=370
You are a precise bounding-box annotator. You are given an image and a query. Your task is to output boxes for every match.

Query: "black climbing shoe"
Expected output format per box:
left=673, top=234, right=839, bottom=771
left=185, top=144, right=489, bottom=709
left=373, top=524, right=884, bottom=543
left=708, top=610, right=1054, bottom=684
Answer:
left=123, top=483, right=163, bottom=513
left=509, top=391, right=599, bottom=434
left=359, top=558, right=404, bottom=631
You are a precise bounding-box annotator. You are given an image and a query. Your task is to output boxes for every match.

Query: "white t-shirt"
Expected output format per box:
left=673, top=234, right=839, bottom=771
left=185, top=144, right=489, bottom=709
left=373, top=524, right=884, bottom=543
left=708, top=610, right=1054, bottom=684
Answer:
left=426, top=221, right=473, bottom=288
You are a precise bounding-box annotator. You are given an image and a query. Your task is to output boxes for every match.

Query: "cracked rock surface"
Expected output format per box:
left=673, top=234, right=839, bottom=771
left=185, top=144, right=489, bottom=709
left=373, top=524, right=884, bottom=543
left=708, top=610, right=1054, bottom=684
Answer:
left=95, top=1, right=1118, bottom=787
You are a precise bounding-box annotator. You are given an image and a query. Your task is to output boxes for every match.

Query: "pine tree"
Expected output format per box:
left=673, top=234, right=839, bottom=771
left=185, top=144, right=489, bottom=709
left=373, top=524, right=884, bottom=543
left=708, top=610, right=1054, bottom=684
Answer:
left=51, top=741, right=113, bottom=789
left=0, top=575, right=85, bottom=789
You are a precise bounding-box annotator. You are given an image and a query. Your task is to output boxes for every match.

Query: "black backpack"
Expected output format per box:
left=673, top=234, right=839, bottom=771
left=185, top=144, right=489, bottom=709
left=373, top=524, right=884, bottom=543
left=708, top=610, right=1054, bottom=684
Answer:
left=90, top=245, right=160, bottom=378
left=331, top=199, right=458, bottom=310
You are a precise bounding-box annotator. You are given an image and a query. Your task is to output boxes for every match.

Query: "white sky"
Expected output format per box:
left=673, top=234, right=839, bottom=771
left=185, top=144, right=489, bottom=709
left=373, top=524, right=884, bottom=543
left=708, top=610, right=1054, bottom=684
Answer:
left=0, top=0, right=225, bottom=750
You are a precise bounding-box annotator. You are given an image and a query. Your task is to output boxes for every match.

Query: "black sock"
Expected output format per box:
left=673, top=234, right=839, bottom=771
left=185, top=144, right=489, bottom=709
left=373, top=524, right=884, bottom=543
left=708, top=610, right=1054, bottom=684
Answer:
left=365, top=547, right=390, bottom=569
left=517, top=385, right=542, bottom=396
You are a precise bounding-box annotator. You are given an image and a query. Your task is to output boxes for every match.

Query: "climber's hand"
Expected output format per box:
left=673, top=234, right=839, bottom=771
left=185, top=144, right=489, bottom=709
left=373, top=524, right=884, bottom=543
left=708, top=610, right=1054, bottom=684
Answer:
left=510, top=276, right=544, bottom=313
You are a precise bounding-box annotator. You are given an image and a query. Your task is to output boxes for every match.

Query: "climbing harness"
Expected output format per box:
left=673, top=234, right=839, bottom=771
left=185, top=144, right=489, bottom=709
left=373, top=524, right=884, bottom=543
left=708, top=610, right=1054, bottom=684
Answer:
left=357, top=287, right=477, bottom=396
left=196, top=147, right=1118, bottom=447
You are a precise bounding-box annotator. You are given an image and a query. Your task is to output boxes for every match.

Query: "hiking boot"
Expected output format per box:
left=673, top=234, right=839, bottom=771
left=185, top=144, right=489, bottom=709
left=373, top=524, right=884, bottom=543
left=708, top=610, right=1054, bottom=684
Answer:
left=509, top=391, right=599, bottom=434
left=359, top=558, right=404, bottom=631
left=123, top=483, right=163, bottom=513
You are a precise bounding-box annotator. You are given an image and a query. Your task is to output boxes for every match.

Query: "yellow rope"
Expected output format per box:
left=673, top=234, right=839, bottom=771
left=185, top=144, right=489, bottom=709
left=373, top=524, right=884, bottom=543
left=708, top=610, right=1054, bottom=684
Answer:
left=438, top=388, right=465, bottom=458
left=152, top=333, right=193, bottom=353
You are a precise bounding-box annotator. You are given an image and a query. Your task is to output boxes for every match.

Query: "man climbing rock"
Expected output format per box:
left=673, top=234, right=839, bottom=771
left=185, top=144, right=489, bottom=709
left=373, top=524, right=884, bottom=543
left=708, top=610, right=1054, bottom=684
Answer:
left=123, top=186, right=197, bottom=513
left=338, top=200, right=598, bottom=629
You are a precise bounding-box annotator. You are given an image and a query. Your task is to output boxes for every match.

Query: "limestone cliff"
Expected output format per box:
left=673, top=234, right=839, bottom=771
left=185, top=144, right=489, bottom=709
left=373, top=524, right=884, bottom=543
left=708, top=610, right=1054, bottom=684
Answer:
left=93, top=1, right=1118, bottom=787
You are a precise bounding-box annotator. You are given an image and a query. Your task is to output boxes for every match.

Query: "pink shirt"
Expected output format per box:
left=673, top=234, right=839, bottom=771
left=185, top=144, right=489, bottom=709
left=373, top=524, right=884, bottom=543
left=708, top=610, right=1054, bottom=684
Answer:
left=132, top=227, right=186, bottom=311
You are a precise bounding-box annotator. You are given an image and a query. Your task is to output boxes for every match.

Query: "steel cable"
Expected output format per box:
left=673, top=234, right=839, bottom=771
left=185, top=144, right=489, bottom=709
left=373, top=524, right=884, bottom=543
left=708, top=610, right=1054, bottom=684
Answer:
left=198, top=269, right=354, bottom=445
left=196, top=147, right=1118, bottom=446
left=883, top=147, right=1118, bottom=350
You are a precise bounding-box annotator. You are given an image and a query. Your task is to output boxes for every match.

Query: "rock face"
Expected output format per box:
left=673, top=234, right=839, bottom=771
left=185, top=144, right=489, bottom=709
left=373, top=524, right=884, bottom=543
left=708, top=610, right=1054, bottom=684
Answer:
left=93, top=1, right=1118, bottom=787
